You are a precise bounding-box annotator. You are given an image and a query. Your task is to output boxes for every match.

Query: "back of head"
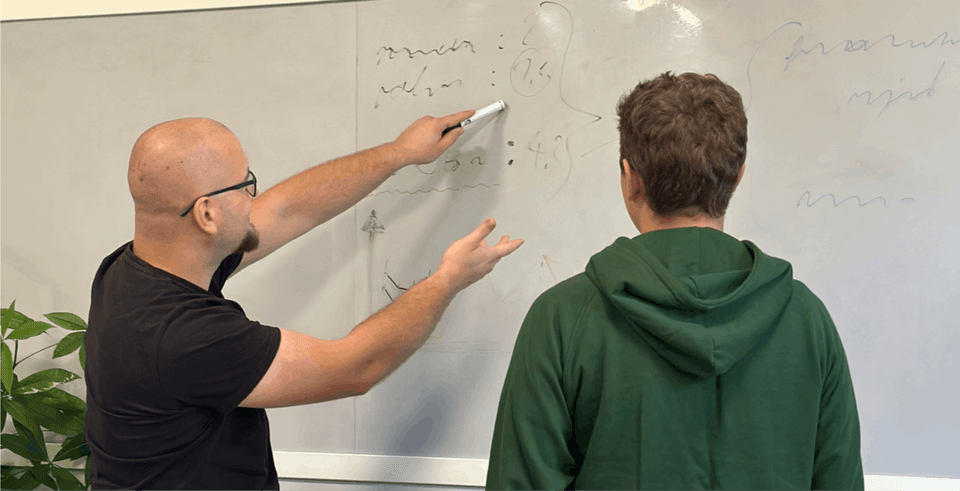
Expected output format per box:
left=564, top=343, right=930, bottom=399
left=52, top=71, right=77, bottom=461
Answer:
left=617, top=72, right=747, bottom=219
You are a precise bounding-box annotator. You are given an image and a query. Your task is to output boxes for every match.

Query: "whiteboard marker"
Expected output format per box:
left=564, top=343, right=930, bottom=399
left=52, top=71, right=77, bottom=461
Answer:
left=441, top=100, right=506, bottom=136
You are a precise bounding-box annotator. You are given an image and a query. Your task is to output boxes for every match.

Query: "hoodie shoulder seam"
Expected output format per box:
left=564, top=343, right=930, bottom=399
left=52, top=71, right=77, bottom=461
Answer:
left=559, top=280, right=604, bottom=369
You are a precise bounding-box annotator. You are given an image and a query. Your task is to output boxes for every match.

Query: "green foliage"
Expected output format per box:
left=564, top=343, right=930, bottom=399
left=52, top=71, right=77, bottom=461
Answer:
left=2, top=300, right=90, bottom=490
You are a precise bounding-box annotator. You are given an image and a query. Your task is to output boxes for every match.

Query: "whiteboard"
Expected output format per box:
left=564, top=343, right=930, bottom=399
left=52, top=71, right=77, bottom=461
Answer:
left=1, top=0, right=958, bottom=481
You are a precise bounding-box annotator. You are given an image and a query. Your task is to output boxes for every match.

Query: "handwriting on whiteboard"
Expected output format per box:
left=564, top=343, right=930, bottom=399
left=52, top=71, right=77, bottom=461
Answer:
left=376, top=39, right=475, bottom=65
left=847, top=61, right=945, bottom=115
left=367, top=1, right=602, bottom=197
left=376, top=66, right=463, bottom=109
left=783, top=31, right=958, bottom=71
left=746, top=23, right=957, bottom=115
left=797, top=192, right=917, bottom=208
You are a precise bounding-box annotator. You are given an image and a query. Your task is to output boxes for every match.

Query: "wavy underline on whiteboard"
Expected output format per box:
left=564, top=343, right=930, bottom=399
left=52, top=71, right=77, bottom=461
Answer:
left=375, top=39, right=476, bottom=65
left=797, top=192, right=917, bottom=208
left=369, top=182, right=501, bottom=197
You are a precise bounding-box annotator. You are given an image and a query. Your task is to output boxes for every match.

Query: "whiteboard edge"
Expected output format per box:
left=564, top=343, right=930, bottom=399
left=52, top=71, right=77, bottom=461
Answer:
left=273, top=452, right=960, bottom=490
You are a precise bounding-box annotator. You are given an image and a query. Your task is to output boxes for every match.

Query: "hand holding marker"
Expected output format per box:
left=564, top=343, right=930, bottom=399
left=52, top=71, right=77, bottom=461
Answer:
left=442, top=100, right=506, bottom=136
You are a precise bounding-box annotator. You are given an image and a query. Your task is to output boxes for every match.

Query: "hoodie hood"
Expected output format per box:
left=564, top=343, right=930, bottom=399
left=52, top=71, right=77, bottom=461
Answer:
left=585, top=227, right=794, bottom=379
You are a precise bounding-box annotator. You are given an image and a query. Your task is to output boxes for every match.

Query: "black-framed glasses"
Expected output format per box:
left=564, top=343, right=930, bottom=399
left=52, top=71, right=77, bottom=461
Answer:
left=179, top=170, right=257, bottom=217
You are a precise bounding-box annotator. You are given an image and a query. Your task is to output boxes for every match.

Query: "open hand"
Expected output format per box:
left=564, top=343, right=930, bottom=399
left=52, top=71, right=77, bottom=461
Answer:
left=436, top=219, right=524, bottom=293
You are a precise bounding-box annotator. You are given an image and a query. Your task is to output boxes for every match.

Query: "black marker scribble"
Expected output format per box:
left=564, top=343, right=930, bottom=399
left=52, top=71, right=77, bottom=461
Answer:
left=581, top=139, right=618, bottom=158
left=376, top=66, right=462, bottom=109
left=540, top=254, right=561, bottom=284
left=528, top=131, right=564, bottom=170
left=382, top=272, right=407, bottom=301
left=522, top=12, right=540, bottom=46
left=511, top=48, right=555, bottom=96
left=376, top=39, right=476, bottom=65
left=370, top=182, right=501, bottom=197
left=848, top=61, right=945, bottom=115
left=383, top=268, right=431, bottom=302
left=796, top=192, right=910, bottom=208
left=785, top=31, right=958, bottom=71
left=415, top=156, right=486, bottom=175
left=510, top=2, right=602, bottom=197
left=511, top=10, right=559, bottom=97
left=544, top=2, right=602, bottom=196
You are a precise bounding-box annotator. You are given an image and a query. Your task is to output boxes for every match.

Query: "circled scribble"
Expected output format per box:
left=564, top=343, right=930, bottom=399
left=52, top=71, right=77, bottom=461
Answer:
left=510, top=47, right=556, bottom=96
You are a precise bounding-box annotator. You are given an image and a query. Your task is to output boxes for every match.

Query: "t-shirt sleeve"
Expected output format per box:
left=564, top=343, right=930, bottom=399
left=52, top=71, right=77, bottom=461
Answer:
left=156, top=304, right=281, bottom=412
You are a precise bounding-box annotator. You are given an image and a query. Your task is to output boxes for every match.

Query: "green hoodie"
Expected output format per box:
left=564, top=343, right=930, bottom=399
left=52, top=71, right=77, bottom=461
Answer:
left=486, top=228, right=863, bottom=490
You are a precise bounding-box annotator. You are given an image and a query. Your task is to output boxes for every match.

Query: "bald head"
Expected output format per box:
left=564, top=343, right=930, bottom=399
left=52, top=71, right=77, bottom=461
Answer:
left=127, top=118, right=259, bottom=284
left=128, top=118, right=246, bottom=215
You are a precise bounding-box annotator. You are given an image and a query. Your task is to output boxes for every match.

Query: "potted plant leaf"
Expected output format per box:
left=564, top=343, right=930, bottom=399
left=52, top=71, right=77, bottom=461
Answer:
left=1, top=300, right=90, bottom=490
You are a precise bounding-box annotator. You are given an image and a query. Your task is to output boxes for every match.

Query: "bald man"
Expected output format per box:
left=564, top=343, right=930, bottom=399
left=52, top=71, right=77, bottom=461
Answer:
left=84, top=113, right=523, bottom=489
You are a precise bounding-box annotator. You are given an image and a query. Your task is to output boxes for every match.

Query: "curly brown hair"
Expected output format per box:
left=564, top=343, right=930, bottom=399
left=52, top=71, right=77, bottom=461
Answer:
left=617, top=72, right=747, bottom=218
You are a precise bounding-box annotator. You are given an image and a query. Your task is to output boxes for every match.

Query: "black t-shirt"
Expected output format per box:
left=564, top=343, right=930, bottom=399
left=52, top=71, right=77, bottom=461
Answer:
left=84, top=242, right=282, bottom=490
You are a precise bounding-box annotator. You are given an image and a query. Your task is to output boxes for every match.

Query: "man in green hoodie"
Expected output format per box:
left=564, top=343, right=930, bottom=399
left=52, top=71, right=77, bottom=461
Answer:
left=486, top=72, right=864, bottom=490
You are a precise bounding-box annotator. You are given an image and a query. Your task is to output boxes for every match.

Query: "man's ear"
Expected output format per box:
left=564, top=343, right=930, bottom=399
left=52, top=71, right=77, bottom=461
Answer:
left=623, top=160, right=644, bottom=199
left=192, top=197, right=220, bottom=236
left=736, top=163, right=746, bottom=185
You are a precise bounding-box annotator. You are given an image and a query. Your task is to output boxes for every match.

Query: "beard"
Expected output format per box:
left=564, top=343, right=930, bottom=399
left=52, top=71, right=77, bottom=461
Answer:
left=234, top=223, right=260, bottom=255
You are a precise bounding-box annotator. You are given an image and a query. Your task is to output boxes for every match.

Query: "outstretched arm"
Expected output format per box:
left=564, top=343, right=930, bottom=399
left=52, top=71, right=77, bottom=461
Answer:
left=233, top=110, right=474, bottom=275
left=238, top=219, right=523, bottom=408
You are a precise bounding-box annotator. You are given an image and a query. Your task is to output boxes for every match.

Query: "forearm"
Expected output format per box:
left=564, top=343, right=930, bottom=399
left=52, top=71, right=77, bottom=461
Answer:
left=259, top=142, right=404, bottom=228
left=347, top=273, right=459, bottom=391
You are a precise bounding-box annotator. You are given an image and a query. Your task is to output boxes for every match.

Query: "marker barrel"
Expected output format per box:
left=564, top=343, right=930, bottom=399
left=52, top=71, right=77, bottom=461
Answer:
left=462, top=100, right=506, bottom=127
left=442, top=100, right=506, bottom=136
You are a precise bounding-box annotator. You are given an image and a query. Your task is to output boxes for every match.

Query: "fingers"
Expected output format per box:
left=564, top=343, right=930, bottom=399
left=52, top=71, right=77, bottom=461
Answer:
left=440, top=109, right=476, bottom=128
left=438, top=220, right=523, bottom=291
left=468, top=220, right=524, bottom=257
left=437, top=109, right=475, bottom=145
left=438, top=126, right=465, bottom=146
left=468, top=218, right=497, bottom=246
left=492, top=238, right=524, bottom=258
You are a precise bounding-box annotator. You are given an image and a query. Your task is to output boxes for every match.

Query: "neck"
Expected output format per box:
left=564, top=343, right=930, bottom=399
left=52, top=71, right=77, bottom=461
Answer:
left=131, top=234, right=220, bottom=290
left=636, top=205, right=724, bottom=234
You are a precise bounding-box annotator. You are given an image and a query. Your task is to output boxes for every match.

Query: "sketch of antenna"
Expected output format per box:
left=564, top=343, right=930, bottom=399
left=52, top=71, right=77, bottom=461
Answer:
left=361, top=210, right=386, bottom=233
left=381, top=260, right=455, bottom=340
left=382, top=269, right=409, bottom=302
left=540, top=253, right=561, bottom=284
left=363, top=210, right=386, bottom=316
left=382, top=261, right=429, bottom=302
